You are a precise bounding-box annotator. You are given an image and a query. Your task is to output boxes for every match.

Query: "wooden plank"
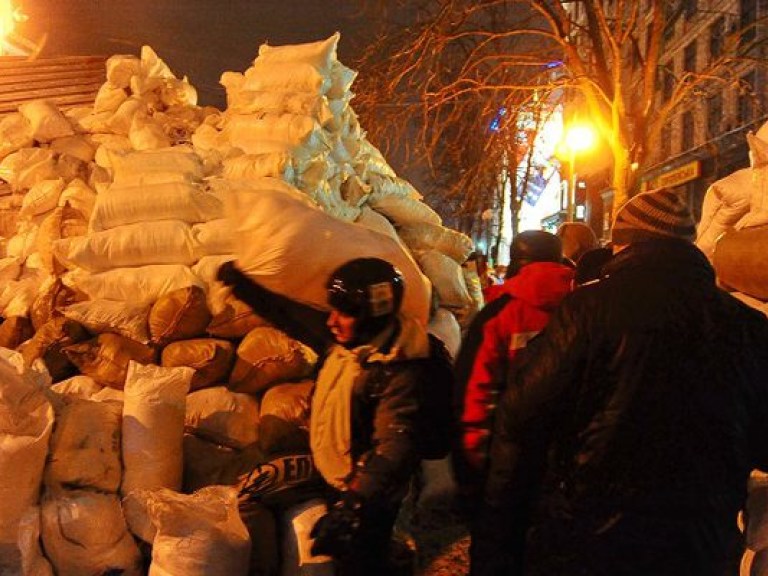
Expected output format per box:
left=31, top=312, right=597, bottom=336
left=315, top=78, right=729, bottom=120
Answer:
left=0, top=70, right=105, bottom=87
left=0, top=82, right=105, bottom=103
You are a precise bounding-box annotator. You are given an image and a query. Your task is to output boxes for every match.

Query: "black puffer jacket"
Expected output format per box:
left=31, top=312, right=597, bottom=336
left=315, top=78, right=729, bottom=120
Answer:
left=472, top=239, right=768, bottom=576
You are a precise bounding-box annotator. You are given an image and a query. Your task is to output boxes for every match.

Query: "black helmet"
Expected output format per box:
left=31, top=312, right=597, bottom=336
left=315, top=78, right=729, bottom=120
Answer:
left=326, top=258, right=405, bottom=320
left=506, top=230, right=563, bottom=278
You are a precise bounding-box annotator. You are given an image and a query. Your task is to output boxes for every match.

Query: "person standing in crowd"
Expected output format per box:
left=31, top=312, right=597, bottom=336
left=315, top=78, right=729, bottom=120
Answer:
left=218, top=257, right=450, bottom=576
left=556, top=221, right=600, bottom=267
left=454, top=230, right=573, bottom=500
left=471, top=188, right=768, bottom=576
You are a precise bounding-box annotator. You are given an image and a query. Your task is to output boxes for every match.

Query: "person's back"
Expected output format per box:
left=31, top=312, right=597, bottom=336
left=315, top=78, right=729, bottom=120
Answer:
left=472, top=189, right=768, bottom=576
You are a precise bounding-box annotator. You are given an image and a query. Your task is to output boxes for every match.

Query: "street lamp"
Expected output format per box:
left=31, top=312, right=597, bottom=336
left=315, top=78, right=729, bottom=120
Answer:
left=561, top=123, right=596, bottom=222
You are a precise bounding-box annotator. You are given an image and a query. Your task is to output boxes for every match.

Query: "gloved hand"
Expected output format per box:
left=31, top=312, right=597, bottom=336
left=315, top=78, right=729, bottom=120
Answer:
left=216, top=260, right=243, bottom=286
left=310, top=491, right=364, bottom=558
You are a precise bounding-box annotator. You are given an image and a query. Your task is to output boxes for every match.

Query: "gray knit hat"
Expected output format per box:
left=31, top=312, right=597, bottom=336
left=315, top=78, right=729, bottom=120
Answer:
left=611, top=188, right=696, bottom=245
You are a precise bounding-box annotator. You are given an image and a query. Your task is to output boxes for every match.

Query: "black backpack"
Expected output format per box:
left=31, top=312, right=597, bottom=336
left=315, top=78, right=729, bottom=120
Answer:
left=415, top=333, right=457, bottom=460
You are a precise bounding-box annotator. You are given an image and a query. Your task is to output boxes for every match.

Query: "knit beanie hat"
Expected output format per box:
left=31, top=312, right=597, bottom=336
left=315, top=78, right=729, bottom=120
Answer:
left=611, top=188, right=696, bottom=245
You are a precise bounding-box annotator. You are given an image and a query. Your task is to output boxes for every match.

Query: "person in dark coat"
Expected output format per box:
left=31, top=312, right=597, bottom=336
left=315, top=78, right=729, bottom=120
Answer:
left=219, top=257, right=445, bottom=576
left=470, top=188, right=768, bottom=576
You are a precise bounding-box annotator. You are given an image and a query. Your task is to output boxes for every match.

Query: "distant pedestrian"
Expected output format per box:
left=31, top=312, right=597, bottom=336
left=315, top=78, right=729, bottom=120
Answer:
left=471, top=188, right=768, bottom=576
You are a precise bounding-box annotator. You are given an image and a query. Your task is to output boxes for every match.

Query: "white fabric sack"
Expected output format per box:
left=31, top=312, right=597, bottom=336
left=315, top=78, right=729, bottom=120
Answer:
left=416, top=249, right=472, bottom=309
left=147, top=486, right=251, bottom=576
left=93, top=81, right=130, bottom=113
left=62, top=299, right=151, bottom=343
left=428, top=307, right=461, bottom=361
left=368, top=173, right=422, bottom=200
left=354, top=206, right=401, bottom=241
left=279, top=498, right=334, bottom=576
left=49, top=375, right=105, bottom=400
left=93, top=134, right=133, bottom=169
left=257, top=32, right=339, bottom=72
left=228, top=91, right=334, bottom=126
left=18, top=99, right=74, bottom=142
left=193, top=255, right=233, bottom=288
left=696, top=168, right=753, bottom=258
left=54, top=219, right=200, bottom=272
left=222, top=152, right=296, bottom=182
left=44, top=398, right=123, bottom=494
left=18, top=506, right=54, bottom=576
left=356, top=139, right=396, bottom=178
left=368, top=192, right=442, bottom=227
left=192, top=220, right=235, bottom=257
left=224, top=113, right=328, bottom=155
left=186, top=386, right=260, bottom=449
left=228, top=186, right=431, bottom=326
left=40, top=491, right=142, bottom=576
left=64, top=264, right=204, bottom=304
left=327, top=61, right=357, bottom=99
left=90, top=181, right=223, bottom=231
left=20, top=178, right=66, bottom=218
left=121, top=362, right=193, bottom=495
left=58, top=178, right=97, bottom=218
left=110, top=146, right=204, bottom=184
left=397, top=221, right=474, bottom=264
left=0, top=276, right=40, bottom=318
left=0, top=113, right=33, bottom=161
left=0, top=256, right=22, bottom=282
left=0, top=350, right=53, bottom=574
left=106, top=97, right=145, bottom=136
left=0, top=148, right=57, bottom=192
left=49, top=135, right=96, bottom=163
left=7, top=222, right=39, bottom=260
left=105, top=54, right=141, bottom=88
left=242, top=61, right=331, bottom=95
left=129, top=113, right=172, bottom=151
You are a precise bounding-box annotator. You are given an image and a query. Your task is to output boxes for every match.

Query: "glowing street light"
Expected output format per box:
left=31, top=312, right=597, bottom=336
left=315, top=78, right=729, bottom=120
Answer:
left=559, top=122, right=597, bottom=222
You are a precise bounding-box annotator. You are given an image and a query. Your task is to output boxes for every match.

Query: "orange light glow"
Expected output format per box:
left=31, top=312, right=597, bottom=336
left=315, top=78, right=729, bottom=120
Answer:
left=0, top=0, right=26, bottom=55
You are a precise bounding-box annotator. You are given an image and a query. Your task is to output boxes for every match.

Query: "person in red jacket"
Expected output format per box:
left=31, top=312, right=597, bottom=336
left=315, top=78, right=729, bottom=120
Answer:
left=460, top=230, right=574, bottom=474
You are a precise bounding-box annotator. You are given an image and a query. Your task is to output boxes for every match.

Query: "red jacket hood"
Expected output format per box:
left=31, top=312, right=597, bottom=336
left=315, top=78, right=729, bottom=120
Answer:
left=501, top=261, right=574, bottom=310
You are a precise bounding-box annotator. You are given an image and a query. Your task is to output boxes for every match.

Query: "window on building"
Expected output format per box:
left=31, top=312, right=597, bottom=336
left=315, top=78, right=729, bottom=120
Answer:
left=683, top=0, right=697, bottom=20
left=710, top=17, right=724, bottom=61
left=684, top=42, right=697, bottom=73
left=682, top=111, right=695, bottom=150
left=661, top=123, right=672, bottom=159
left=662, top=71, right=675, bottom=102
left=741, top=0, right=757, bottom=47
left=708, top=93, right=723, bottom=137
left=738, top=70, right=757, bottom=126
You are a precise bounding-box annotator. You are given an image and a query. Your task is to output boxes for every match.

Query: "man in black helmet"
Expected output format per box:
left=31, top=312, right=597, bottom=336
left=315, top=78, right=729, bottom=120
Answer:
left=218, top=257, right=443, bottom=575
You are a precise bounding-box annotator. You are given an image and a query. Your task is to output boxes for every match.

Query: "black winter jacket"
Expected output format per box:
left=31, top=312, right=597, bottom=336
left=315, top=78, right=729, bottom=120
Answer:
left=472, top=239, right=768, bottom=576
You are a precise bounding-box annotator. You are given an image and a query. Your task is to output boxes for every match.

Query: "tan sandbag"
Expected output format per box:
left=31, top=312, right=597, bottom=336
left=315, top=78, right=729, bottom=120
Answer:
left=0, top=316, right=33, bottom=349
left=228, top=327, right=313, bottom=395
left=18, top=317, right=90, bottom=382
left=185, top=386, right=260, bottom=449
left=61, top=299, right=151, bottom=344
left=162, top=338, right=235, bottom=391
left=713, top=224, right=768, bottom=300
left=121, top=362, right=192, bottom=495
left=257, top=32, right=339, bottom=71
left=36, top=204, right=88, bottom=275
left=146, top=486, right=251, bottom=576
left=182, top=434, right=240, bottom=493
left=258, top=381, right=312, bottom=456
left=40, top=491, right=142, bottom=576
left=29, top=278, right=83, bottom=332
left=44, top=398, right=122, bottom=494
left=415, top=249, right=472, bottom=309
left=63, top=333, right=157, bottom=389
left=397, top=221, right=474, bottom=264
left=207, top=293, right=270, bottom=338
left=17, top=507, right=54, bottom=576
left=149, top=285, right=212, bottom=346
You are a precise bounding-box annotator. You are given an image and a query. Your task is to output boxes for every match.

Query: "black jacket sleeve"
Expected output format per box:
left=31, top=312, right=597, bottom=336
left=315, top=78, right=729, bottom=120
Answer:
left=219, top=262, right=332, bottom=356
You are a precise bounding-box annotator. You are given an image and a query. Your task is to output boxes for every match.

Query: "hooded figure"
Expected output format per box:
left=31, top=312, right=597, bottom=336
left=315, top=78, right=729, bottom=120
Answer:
left=471, top=188, right=768, bottom=576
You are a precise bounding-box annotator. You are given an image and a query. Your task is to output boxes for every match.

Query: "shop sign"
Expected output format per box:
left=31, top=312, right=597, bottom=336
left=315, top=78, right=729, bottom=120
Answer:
left=643, top=160, right=701, bottom=191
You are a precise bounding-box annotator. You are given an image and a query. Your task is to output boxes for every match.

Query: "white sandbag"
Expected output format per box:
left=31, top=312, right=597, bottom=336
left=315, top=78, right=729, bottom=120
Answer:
left=368, top=173, right=422, bottom=200
left=18, top=99, right=74, bottom=142
left=7, top=221, right=39, bottom=260
left=146, top=486, right=250, bottom=576
left=0, top=113, right=33, bottom=161
left=121, top=362, right=193, bottom=495
left=49, top=374, right=105, bottom=400
left=49, top=134, right=96, bottom=163
left=44, top=398, right=123, bottom=493
left=356, top=138, right=396, bottom=178
left=94, top=81, right=130, bottom=113
left=242, top=61, right=331, bottom=95
left=228, top=91, right=334, bottom=126
left=415, top=249, right=471, bottom=309
left=93, top=134, right=133, bottom=169
left=186, top=386, right=260, bottom=449
left=19, top=178, right=66, bottom=218
left=354, top=205, right=400, bottom=241
left=696, top=168, right=753, bottom=258
left=106, top=97, right=145, bottom=135
left=398, top=221, right=474, bottom=264
left=192, top=218, right=234, bottom=256
left=224, top=113, right=329, bottom=155
left=65, top=264, right=204, bottom=304
left=222, top=151, right=296, bottom=182
left=54, top=219, right=200, bottom=272
left=0, top=350, right=53, bottom=574
left=0, top=256, right=22, bottom=281
left=327, top=61, right=357, bottom=100
left=58, top=178, right=97, bottom=218
left=228, top=187, right=431, bottom=326
left=106, top=54, right=142, bottom=88
left=428, top=307, right=461, bottom=361
left=90, top=181, right=223, bottom=231
left=18, top=507, right=54, bottom=576
left=110, top=146, right=204, bottom=184
left=257, top=32, right=340, bottom=72
left=193, top=255, right=233, bottom=287
left=40, top=491, right=142, bottom=576
left=368, top=192, right=442, bottom=227
left=0, top=148, right=57, bottom=192
left=61, top=298, right=151, bottom=343
left=130, top=113, right=172, bottom=150
left=279, top=498, right=334, bottom=576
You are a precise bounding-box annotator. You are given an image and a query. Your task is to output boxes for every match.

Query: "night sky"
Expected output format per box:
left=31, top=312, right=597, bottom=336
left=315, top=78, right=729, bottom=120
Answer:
left=17, top=0, right=373, bottom=108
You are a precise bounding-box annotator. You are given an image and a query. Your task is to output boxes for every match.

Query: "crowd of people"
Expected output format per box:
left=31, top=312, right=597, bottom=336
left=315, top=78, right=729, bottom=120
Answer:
left=218, top=186, right=768, bottom=576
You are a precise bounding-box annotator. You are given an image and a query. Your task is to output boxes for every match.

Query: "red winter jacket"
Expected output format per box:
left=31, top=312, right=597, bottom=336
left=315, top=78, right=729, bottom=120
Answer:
left=461, top=261, right=573, bottom=470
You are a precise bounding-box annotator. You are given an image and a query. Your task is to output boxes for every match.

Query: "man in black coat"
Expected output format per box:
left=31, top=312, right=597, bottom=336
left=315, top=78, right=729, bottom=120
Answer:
left=471, top=188, right=768, bottom=576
